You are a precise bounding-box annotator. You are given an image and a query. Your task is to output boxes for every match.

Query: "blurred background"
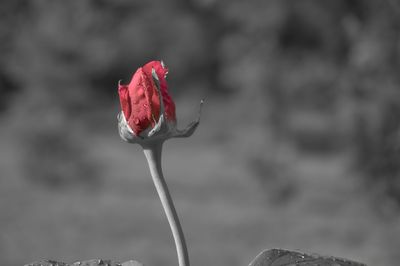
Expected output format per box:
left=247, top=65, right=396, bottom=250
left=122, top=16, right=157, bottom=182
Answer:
left=1, top=0, right=400, bottom=265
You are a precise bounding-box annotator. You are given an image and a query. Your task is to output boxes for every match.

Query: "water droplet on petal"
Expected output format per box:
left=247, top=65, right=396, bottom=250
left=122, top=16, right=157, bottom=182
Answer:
left=134, top=118, right=140, bottom=125
left=143, top=103, right=148, bottom=108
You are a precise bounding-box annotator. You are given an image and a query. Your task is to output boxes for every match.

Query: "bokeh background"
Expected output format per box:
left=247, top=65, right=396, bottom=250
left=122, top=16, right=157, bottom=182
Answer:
left=1, top=0, right=400, bottom=265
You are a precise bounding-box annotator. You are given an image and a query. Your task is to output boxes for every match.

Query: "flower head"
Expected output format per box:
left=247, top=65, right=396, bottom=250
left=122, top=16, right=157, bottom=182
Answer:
left=118, top=60, right=203, bottom=145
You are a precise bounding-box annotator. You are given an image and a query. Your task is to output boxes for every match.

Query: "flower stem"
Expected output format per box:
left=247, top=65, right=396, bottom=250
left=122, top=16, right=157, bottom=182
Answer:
left=142, top=142, right=190, bottom=266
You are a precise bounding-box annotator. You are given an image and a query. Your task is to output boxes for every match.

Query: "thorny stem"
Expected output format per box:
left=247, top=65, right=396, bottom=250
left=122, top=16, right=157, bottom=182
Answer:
left=142, top=141, right=190, bottom=266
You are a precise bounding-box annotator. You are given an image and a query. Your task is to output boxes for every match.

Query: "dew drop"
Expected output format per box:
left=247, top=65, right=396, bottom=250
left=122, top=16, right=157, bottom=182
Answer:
left=134, top=118, right=140, bottom=125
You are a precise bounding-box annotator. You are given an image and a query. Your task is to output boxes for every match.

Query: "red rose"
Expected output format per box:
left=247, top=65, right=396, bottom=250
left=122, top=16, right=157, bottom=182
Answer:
left=118, top=60, right=176, bottom=136
left=117, top=62, right=204, bottom=266
left=117, top=60, right=203, bottom=145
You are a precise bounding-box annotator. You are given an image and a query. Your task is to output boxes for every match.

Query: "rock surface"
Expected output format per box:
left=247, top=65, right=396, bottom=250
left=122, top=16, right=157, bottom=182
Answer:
left=25, top=259, right=143, bottom=266
left=249, top=249, right=366, bottom=266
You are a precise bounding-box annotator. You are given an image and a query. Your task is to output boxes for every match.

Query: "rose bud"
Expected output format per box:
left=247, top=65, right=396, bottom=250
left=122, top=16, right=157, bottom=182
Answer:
left=117, top=60, right=203, bottom=146
left=117, top=61, right=203, bottom=266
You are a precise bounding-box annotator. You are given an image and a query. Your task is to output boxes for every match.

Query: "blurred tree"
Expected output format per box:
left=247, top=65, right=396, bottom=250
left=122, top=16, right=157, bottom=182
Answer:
left=0, top=1, right=29, bottom=111
left=1, top=0, right=400, bottom=204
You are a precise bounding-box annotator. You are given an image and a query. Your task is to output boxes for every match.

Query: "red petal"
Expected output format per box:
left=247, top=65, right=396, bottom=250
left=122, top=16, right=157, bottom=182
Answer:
left=142, top=61, right=176, bottom=122
left=118, top=82, right=131, bottom=120
left=126, top=68, right=155, bottom=135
